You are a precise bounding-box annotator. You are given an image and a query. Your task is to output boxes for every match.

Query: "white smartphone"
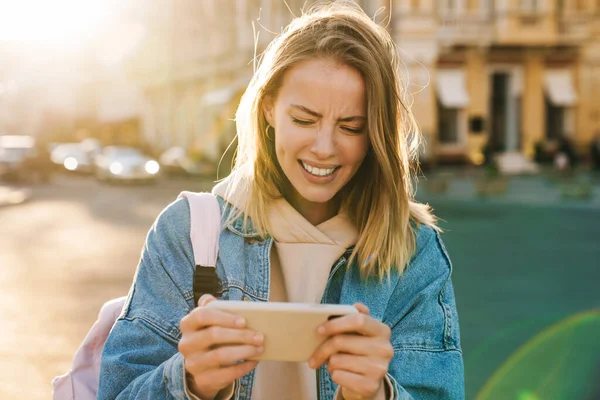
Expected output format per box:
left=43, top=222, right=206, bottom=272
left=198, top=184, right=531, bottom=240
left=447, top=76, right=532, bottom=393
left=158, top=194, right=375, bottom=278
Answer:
left=205, top=300, right=358, bottom=362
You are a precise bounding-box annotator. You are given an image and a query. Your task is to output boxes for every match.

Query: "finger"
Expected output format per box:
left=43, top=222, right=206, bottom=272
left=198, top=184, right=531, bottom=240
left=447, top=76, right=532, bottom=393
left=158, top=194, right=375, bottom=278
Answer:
left=309, top=335, right=392, bottom=369
left=191, top=360, right=258, bottom=392
left=353, top=303, right=370, bottom=315
left=319, top=312, right=390, bottom=339
left=179, top=327, right=264, bottom=354
left=185, top=344, right=264, bottom=373
left=330, top=370, right=383, bottom=399
left=198, top=294, right=216, bottom=307
left=180, top=307, right=245, bottom=333
left=326, top=354, right=388, bottom=379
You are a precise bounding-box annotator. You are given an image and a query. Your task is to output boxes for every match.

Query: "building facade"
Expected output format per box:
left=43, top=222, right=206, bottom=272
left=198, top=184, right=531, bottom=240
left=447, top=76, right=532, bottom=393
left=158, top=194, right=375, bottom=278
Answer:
left=122, top=0, right=310, bottom=161
left=120, top=0, right=599, bottom=165
left=393, top=0, right=600, bottom=164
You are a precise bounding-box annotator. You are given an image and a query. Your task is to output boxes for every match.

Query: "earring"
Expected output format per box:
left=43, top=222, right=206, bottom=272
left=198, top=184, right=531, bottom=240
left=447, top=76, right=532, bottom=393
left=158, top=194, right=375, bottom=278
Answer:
left=265, top=125, right=274, bottom=141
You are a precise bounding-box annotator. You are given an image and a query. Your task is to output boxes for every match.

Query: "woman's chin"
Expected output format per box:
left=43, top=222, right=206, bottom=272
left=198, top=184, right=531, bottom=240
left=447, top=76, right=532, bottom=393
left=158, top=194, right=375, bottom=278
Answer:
left=292, top=187, right=339, bottom=206
left=284, top=170, right=347, bottom=207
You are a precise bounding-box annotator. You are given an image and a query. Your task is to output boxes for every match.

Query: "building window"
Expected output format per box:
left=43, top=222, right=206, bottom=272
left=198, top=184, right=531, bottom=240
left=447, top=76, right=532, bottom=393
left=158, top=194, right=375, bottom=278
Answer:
left=545, top=97, right=564, bottom=140
left=435, top=69, right=470, bottom=146
left=520, top=0, right=539, bottom=12
left=438, top=103, right=460, bottom=144
left=467, top=0, right=478, bottom=12
left=543, top=69, right=578, bottom=142
left=439, top=0, right=457, bottom=12
left=437, top=0, right=466, bottom=15
left=489, top=73, right=508, bottom=151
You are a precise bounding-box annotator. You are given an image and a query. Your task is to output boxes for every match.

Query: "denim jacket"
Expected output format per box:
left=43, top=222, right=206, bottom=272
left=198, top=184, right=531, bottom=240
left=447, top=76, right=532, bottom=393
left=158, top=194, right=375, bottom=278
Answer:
left=98, top=196, right=464, bottom=399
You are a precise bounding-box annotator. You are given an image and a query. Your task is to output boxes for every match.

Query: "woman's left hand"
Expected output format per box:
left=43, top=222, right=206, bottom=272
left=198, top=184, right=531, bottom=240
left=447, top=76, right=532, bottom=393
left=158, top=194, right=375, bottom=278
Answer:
left=309, top=303, right=394, bottom=400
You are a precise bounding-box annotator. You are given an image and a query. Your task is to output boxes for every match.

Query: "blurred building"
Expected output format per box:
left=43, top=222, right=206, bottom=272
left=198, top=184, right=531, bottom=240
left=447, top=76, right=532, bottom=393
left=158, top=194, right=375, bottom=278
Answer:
left=115, top=0, right=599, bottom=165
left=122, top=0, right=312, bottom=161
left=2, top=0, right=598, bottom=166
left=393, top=0, right=600, bottom=165
left=117, top=0, right=394, bottom=160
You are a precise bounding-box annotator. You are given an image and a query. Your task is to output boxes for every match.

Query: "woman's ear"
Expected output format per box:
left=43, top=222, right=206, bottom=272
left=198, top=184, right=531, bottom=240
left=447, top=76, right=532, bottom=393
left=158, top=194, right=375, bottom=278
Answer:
left=262, top=96, right=274, bottom=126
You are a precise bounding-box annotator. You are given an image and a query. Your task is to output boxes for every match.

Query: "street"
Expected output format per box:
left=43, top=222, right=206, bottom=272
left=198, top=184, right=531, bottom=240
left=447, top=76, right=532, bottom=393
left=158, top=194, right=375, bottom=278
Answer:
left=0, top=175, right=214, bottom=399
left=1, top=174, right=599, bottom=399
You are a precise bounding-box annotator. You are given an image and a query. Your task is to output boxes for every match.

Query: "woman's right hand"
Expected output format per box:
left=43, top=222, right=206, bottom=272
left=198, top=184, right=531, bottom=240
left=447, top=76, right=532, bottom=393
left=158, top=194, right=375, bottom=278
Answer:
left=179, top=295, right=264, bottom=400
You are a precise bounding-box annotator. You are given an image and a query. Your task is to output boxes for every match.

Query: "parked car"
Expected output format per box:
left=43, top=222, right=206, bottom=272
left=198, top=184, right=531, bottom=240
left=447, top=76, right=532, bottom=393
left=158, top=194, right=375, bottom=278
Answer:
left=94, top=146, right=160, bottom=183
left=159, top=146, right=217, bottom=177
left=50, top=143, right=95, bottom=174
left=159, top=146, right=190, bottom=176
left=80, top=138, right=102, bottom=159
left=0, top=135, right=36, bottom=182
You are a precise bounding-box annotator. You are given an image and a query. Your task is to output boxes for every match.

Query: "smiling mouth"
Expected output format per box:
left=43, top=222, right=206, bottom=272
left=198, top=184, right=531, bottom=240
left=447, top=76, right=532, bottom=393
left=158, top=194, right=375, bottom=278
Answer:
left=299, top=161, right=339, bottom=177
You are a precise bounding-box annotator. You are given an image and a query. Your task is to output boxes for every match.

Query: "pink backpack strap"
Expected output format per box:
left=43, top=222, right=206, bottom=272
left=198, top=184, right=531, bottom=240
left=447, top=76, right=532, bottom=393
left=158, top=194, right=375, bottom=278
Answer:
left=177, top=191, right=223, bottom=303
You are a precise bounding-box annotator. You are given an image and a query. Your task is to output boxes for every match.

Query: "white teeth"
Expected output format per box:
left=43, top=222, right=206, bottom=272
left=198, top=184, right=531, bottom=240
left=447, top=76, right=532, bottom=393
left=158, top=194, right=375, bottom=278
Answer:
left=301, top=162, right=336, bottom=177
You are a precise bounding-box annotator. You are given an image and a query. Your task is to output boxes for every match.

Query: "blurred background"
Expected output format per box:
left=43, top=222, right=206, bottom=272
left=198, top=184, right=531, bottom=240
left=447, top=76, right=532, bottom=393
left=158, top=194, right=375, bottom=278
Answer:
left=0, top=0, right=599, bottom=399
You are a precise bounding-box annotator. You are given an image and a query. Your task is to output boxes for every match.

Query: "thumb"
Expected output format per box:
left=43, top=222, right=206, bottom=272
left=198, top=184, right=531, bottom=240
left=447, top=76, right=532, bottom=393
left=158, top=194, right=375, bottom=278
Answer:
left=198, top=294, right=216, bottom=307
left=353, top=303, right=370, bottom=315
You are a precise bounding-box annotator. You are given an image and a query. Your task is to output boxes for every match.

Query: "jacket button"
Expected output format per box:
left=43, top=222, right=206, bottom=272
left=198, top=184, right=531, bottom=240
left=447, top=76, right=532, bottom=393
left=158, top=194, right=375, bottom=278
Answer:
left=245, top=236, right=265, bottom=245
left=243, top=296, right=250, bottom=301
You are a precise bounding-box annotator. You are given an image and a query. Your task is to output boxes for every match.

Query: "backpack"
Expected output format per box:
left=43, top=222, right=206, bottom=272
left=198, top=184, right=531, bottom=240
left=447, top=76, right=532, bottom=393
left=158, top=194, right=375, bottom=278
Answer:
left=52, top=192, right=223, bottom=399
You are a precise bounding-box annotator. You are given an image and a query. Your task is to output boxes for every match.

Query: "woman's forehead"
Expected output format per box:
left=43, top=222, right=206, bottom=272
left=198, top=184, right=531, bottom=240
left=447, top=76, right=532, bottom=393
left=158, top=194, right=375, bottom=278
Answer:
left=277, top=58, right=366, bottom=114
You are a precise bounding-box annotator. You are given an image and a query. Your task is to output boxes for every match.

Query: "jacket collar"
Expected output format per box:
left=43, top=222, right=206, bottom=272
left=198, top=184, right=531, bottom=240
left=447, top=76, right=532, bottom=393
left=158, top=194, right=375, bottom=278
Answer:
left=216, top=195, right=261, bottom=238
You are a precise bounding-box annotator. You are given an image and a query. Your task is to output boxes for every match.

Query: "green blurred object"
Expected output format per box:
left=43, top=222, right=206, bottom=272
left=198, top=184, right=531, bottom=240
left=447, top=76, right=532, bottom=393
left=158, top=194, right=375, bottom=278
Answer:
left=476, top=310, right=600, bottom=400
left=475, top=177, right=509, bottom=197
left=559, top=182, right=593, bottom=200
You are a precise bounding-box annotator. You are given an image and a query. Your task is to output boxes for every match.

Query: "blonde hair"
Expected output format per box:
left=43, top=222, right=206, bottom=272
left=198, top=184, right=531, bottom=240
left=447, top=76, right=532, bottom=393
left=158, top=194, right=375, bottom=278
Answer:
left=226, top=1, right=438, bottom=278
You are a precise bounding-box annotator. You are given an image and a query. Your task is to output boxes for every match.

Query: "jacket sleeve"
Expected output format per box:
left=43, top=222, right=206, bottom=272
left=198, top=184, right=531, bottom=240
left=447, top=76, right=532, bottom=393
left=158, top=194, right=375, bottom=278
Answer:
left=97, top=197, right=201, bottom=399
left=384, top=227, right=465, bottom=399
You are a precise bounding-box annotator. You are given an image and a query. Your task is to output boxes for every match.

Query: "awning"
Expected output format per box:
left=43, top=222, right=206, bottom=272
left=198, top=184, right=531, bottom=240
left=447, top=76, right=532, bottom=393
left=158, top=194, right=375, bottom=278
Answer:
left=544, top=70, right=577, bottom=107
left=436, top=70, right=470, bottom=108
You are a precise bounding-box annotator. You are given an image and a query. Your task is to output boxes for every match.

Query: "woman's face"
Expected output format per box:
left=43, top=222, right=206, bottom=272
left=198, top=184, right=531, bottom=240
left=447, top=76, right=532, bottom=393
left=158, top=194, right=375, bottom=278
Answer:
left=263, top=57, right=369, bottom=214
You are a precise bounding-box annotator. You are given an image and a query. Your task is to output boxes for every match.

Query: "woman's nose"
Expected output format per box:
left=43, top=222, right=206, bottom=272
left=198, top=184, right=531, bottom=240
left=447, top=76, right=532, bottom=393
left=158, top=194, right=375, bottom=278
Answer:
left=310, top=126, right=336, bottom=159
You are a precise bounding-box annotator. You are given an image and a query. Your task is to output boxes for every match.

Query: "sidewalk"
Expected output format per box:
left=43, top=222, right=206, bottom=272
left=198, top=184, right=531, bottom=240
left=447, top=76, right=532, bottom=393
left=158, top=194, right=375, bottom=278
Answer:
left=416, top=169, right=600, bottom=210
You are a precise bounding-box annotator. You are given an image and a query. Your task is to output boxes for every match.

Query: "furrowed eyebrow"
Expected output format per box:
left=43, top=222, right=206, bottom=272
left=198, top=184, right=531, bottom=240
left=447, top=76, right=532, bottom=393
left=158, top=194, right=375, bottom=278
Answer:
left=290, top=104, right=322, bottom=118
left=290, top=104, right=365, bottom=123
left=338, top=115, right=366, bottom=123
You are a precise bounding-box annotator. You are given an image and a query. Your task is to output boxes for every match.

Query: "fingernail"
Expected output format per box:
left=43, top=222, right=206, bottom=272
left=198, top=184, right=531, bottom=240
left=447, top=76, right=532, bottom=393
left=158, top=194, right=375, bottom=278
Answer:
left=308, top=358, right=316, bottom=368
left=317, top=326, right=326, bottom=335
left=198, top=295, right=208, bottom=306
left=236, top=317, right=245, bottom=327
left=255, top=346, right=264, bottom=354
left=253, top=334, right=263, bottom=344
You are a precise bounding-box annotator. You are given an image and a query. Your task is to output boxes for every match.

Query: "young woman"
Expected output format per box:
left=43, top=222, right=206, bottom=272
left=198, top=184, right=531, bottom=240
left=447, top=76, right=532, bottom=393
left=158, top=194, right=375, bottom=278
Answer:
left=98, top=3, right=464, bottom=399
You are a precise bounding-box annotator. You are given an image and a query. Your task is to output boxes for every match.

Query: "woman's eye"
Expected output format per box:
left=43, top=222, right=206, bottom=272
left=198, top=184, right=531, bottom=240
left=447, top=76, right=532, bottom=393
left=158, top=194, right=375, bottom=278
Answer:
left=342, top=127, right=364, bottom=134
left=292, top=118, right=314, bottom=126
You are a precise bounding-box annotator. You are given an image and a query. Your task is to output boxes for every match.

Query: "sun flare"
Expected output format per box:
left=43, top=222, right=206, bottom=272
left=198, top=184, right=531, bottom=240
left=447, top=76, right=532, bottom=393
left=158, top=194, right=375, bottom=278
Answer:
left=0, top=0, right=120, bottom=48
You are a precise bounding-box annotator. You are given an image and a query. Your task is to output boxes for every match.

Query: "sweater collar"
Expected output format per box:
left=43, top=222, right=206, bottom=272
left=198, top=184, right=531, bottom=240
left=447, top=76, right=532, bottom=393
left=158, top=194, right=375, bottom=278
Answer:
left=212, top=174, right=358, bottom=248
